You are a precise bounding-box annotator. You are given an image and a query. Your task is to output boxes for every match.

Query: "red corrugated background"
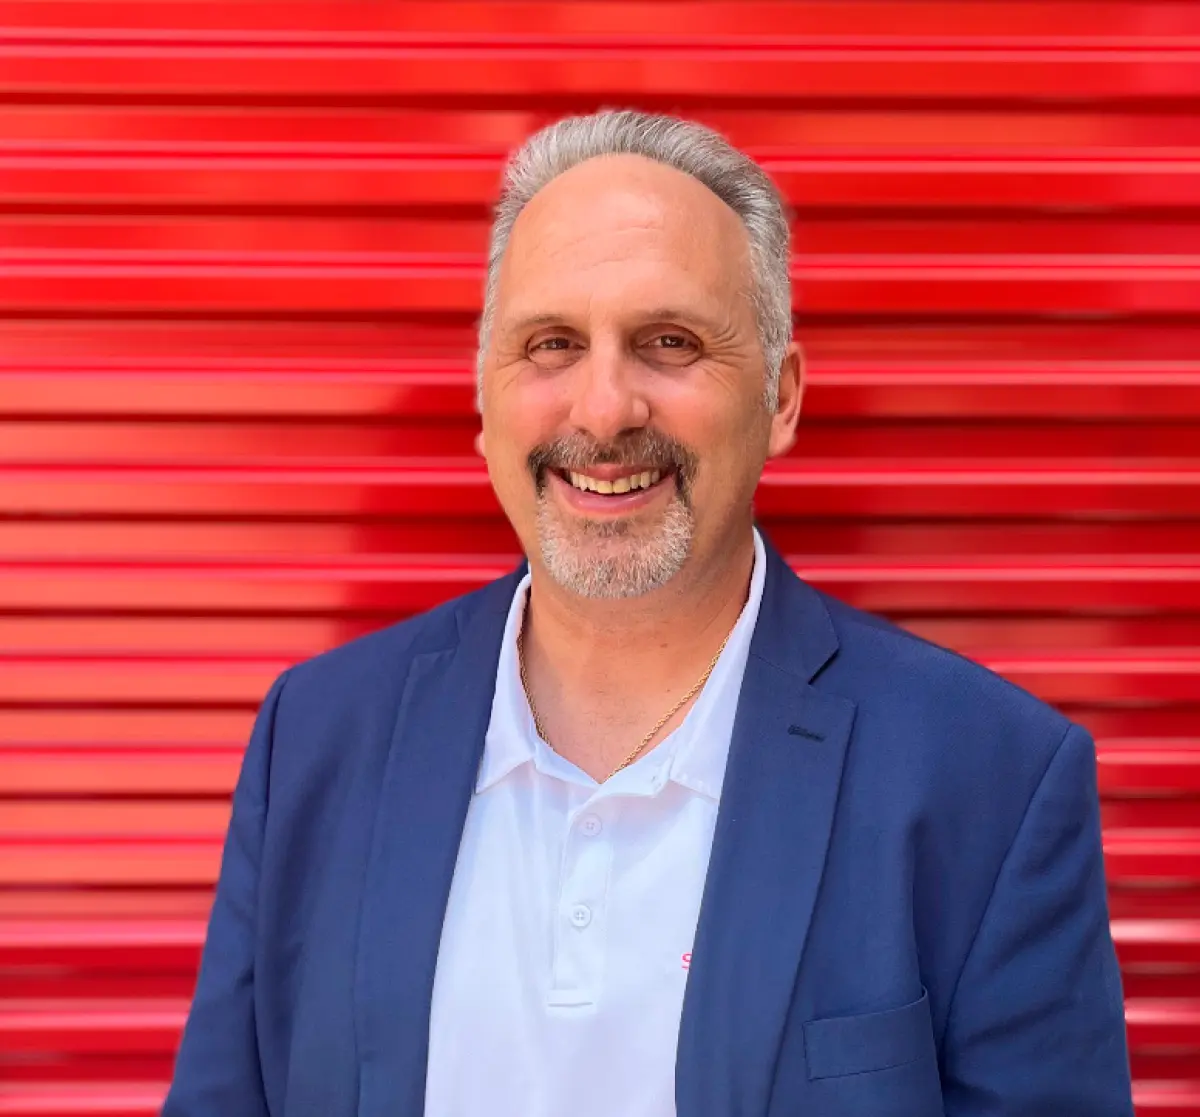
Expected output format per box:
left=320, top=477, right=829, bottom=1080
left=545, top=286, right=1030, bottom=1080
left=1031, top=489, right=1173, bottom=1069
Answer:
left=0, top=2, right=1198, bottom=1112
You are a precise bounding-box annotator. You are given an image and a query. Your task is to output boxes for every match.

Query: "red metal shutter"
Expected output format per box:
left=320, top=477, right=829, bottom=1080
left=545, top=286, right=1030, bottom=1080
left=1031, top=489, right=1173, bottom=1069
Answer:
left=1, top=2, right=1198, bottom=1112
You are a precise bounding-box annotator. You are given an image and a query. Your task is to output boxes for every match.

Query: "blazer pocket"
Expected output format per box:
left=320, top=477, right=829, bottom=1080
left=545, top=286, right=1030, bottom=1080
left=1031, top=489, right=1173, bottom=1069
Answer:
left=804, top=988, right=935, bottom=1081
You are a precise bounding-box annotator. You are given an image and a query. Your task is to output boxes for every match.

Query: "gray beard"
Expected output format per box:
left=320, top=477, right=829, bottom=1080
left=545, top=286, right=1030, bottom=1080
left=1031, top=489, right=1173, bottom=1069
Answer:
left=534, top=493, right=694, bottom=599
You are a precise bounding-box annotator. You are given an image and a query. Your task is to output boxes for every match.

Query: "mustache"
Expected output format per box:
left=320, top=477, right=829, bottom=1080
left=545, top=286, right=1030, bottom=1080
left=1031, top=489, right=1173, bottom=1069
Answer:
left=528, top=431, right=698, bottom=492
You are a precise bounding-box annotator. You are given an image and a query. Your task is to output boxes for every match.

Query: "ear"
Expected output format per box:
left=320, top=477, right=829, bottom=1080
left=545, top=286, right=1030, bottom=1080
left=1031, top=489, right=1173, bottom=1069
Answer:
left=474, top=429, right=487, bottom=457
left=766, top=341, right=805, bottom=460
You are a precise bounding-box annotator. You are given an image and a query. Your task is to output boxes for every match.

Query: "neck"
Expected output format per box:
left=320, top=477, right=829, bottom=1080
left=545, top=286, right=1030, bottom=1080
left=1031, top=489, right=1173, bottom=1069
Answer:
left=517, top=528, right=756, bottom=778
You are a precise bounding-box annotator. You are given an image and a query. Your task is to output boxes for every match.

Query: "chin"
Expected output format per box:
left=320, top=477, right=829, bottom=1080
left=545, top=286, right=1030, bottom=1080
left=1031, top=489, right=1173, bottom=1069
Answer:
left=536, top=517, right=694, bottom=600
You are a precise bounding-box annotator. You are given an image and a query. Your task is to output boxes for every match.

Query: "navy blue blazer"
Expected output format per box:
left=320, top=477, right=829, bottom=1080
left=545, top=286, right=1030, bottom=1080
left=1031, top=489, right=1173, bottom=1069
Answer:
left=164, top=537, right=1133, bottom=1116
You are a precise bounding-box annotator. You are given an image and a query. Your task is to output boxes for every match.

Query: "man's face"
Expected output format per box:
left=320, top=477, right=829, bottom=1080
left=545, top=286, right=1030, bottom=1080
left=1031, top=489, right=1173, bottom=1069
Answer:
left=478, top=154, right=801, bottom=599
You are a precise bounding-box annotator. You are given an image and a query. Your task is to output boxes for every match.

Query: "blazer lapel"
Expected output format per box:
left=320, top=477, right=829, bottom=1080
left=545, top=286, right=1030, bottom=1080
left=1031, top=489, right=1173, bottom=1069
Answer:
left=354, top=571, right=519, bottom=1117
left=676, top=540, right=857, bottom=1117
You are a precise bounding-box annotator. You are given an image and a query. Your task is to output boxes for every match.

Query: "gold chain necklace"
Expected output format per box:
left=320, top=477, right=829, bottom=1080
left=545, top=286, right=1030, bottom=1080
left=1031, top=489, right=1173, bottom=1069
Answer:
left=516, top=620, right=734, bottom=781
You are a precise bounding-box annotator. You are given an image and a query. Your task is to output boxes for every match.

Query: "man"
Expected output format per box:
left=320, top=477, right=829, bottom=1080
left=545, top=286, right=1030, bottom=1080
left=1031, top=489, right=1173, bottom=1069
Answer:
left=164, top=110, right=1133, bottom=1116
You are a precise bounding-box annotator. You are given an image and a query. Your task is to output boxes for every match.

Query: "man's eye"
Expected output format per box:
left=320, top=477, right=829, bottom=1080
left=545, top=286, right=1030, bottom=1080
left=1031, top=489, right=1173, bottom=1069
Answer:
left=652, top=334, right=693, bottom=349
left=526, top=335, right=580, bottom=368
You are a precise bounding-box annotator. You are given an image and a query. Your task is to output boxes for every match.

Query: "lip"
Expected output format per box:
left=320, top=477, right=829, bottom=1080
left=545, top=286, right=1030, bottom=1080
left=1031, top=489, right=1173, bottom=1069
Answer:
left=546, top=467, right=674, bottom=515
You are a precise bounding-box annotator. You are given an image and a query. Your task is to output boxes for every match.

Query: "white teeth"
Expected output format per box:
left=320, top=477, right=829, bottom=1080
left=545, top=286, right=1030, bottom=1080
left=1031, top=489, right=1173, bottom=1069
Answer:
left=566, top=469, right=664, bottom=494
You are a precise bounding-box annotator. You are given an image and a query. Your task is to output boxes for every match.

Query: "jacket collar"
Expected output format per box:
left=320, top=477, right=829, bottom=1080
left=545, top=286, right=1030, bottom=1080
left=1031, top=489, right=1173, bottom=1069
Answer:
left=675, top=530, right=855, bottom=1117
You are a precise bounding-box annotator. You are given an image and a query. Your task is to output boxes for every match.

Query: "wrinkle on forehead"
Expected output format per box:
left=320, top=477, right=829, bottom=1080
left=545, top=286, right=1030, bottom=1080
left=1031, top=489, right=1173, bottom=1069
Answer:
left=497, top=154, right=755, bottom=319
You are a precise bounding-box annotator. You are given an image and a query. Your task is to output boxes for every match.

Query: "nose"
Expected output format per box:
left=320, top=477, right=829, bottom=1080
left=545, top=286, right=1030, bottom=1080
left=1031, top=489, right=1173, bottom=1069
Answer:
left=566, top=339, right=650, bottom=441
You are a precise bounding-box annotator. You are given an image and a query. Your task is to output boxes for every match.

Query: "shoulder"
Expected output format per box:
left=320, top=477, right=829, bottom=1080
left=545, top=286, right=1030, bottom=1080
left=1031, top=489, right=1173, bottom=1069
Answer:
left=825, top=592, right=1067, bottom=733
left=815, top=591, right=1076, bottom=800
left=244, top=571, right=518, bottom=823
left=272, top=571, right=518, bottom=728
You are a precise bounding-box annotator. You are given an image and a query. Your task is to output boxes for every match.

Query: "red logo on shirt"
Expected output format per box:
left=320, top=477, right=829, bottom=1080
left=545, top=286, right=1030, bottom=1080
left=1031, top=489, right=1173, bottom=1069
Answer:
left=681, top=952, right=692, bottom=971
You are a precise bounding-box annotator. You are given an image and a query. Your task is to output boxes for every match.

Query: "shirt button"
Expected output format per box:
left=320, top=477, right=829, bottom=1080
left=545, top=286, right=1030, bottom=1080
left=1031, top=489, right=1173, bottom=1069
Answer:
left=569, top=904, right=592, bottom=929
left=579, top=814, right=603, bottom=837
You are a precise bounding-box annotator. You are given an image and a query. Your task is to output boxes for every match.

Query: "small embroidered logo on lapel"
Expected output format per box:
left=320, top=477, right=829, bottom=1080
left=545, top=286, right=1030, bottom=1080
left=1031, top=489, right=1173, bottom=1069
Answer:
left=787, top=724, right=825, bottom=742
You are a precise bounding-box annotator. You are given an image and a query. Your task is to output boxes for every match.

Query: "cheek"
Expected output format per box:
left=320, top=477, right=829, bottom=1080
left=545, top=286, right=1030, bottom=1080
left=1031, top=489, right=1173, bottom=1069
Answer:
left=484, top=431, right=533, bottom=500
left=482, top=440, right=538, bottom=544
left=482, top=392, right=557, bottom=492
left=489, top=373, right=565, bottom=441
left=690, top=413, right=770, bottom=498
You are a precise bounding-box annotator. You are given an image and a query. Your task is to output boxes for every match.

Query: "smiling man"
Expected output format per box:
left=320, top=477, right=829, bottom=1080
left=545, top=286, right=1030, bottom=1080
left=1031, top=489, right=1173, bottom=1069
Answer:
left=165, top=111, right=1134, bottom=1117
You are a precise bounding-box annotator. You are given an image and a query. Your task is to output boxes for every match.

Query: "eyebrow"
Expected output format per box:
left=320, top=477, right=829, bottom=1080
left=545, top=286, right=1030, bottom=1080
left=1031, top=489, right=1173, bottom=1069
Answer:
left=637, top=306, right=726, bottom=334
left=498, top=313, right=570, bottom=338
left=499, top=306, right=726, bottom=338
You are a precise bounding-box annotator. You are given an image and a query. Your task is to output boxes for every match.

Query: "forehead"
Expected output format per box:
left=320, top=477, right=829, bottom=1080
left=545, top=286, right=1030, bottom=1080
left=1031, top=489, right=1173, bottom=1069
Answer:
left=496, top=154, right=754, bottom=324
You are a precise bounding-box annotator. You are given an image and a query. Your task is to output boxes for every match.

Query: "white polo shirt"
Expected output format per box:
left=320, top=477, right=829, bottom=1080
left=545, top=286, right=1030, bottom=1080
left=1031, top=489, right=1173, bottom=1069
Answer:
left=424, top=530, right=767, bottom=1117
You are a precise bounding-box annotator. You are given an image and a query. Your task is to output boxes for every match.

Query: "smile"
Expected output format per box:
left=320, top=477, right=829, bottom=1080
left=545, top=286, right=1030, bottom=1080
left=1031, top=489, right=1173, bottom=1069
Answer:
left=547, top=466, right=675, bottom=512
left=565, top=469, right=662, bottom=495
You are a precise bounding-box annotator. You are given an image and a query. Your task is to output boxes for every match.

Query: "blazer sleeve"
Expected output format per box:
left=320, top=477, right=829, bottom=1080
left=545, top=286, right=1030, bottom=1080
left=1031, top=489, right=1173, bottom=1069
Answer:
left=940, top=722, right=1135, bottom=1116
left=161, top=669, right=290, bottom=1117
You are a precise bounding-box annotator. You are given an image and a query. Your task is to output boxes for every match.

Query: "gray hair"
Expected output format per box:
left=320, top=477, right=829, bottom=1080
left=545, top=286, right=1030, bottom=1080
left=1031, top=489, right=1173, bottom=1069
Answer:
left=476, top=109, right=793, bottom=411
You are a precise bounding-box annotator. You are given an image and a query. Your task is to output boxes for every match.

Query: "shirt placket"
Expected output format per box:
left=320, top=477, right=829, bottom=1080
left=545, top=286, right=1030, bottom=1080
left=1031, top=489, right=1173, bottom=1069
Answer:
left=547, top=791, right=618, bottom=1010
